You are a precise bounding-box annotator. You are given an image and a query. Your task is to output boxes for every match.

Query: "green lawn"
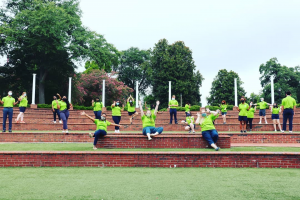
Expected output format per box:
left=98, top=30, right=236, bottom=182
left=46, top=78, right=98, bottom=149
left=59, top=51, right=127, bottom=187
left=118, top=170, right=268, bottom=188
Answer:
left=0, top=167, right=299, bottom=200
left=0, top=143, right=300, bottom=152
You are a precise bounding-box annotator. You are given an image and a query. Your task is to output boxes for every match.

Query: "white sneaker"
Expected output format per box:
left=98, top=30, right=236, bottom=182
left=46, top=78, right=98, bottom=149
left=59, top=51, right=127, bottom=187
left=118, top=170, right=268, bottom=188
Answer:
left=259, top=121, right=262, bottom=124
left=115, top=130, right=118, bottom=133
left=117, top=130, right=120, bottom=133
left=281, top=130, right=285, bottom=133
left=265, top=121, right=268, bottom=124
left=62, top=130, right=65, bottom=133
left=89, top=133, right=93, bottom=138
left=59, top=120, right=62, bottom=124
left=289, top=131, right=293, bottom=133
left=53, top=121, right=56, bottom=124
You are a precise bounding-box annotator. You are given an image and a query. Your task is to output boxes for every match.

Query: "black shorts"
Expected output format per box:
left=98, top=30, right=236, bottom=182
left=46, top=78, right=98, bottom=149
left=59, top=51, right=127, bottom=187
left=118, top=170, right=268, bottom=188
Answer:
left=128, top=111, right=136, bottom=116
left=19, top=107, right=26, bottom=113
left=272, top=114, right=279, bottom=119
left=188, top=124, right=196, bottom=129
left=238, top=116, right=247, bottom=121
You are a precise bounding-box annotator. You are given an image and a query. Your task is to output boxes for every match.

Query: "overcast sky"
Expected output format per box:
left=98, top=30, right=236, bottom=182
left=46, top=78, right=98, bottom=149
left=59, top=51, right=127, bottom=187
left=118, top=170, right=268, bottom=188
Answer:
left=2, top=0, right=300, bottom=106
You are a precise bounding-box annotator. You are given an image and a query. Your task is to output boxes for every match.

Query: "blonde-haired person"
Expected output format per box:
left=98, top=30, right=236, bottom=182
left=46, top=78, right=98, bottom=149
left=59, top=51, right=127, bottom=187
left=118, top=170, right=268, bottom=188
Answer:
left=15, top=92, right=28, bottom=123
left=271, top=103, right=282, bottom=132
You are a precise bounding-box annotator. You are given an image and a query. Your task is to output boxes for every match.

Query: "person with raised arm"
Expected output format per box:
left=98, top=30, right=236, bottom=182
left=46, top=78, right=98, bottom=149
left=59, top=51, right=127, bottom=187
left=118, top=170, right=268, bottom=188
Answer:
left=246, top=102, right=256, bottom=132
left=92, top=97, right=103, bottom=120
left=195, top=108, right=220, bottom=151
left=145, top=101, right=156, bottom=115
left=169, top=95, right=178, bottom=124
left=0, top=91, right=19, bottom=132
left=127, top=95, right=138, bottom=124
left=220, top=100, right=227, bottom=124
left=81, top=111, right=122, bottom=150
left=270, top=102, right=282, bottom=132
left=281, top=91, right=296, bottom=133
left=255, top=98, right=271, bottom=124
left=52, top=95, right=62, bottom=124
left=111, top=100, right=124, bottom=133
left=237, top=96, right=250, bottom=133
left=181, top=111, right=195, bottom=133
left=15, top=92, right=28, bottom=123
left=139, top=100, right=163, bottom=140
left=56, top=95, right=73, bottom=134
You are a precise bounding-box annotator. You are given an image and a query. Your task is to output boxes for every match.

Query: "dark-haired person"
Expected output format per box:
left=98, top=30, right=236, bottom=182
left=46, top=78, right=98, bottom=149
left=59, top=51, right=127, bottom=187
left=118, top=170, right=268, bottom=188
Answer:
left=52, top=95, right=62, bottom=124
left=169, top=95, right=178, bottom=124
left=139, top=100, right=163, bottom=140
left=111, top=100, right=124, bottom=133
left=181, top=111, right=195, bottom=133
left=246, top=102, right=256, bottom=132
left=195, top=108, right=220, bottom=151
left=15, top=92, right=28, bottom=123
left=271, top=103, right=282, bottom=132
left=237, top=96, right=250, bottom=133
left=127, top=95, right=138, bottom=124
left=0, top=91, right=19, bottom=132
left=56, top=95, right=73, bottom=134
left=92, top=97, right=103, bottom=120
left=281, top=91, right=296, bottom=133
left=145, top=102, right=156, bottom=115
left=255, top=98, right=271, bottom=124
left=80, top=111, right=122, bottom=150
left=220, top=100, right=227, bottom=124
left=185, top=102, right=191, bottom=117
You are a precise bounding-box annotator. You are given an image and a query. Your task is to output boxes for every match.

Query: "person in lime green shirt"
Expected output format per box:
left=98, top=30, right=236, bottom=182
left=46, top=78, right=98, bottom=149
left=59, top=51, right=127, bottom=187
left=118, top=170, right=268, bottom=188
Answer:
left=145, top=102, right=156, bottom=115
left=80, top=111, right=122, bottom=150
left=56, top=94, right=73, bottom=134
left=169, top=95, right=178, bottom=124
left=219, top=100, right=228, bottom=124
left=15, top=92, right=28, bottom=123
left=52, top=95, right=62, bottom=124
left=111, top=100, right=124, bottom=133
left=185, top=102, right=191, bottom=116
left=181, top=111, right=195, bottom=133
left=92, top=97, right=103, bottom=120
left=0, top=91, right=19, bottom=132
left=237, top=96, right=250, bottom=133
left=254, top=98, right=271, bottom=124
left=246, top=102, right=256, bottom=132
left=195, top=108, right=221, bottom=151
left=139, top=100, right=163, bottom=140
left=270, top=102, right=282, bottom=132
left=281, top=91, right=296, bottom=133
left=127, top=95, right=138, bottom=124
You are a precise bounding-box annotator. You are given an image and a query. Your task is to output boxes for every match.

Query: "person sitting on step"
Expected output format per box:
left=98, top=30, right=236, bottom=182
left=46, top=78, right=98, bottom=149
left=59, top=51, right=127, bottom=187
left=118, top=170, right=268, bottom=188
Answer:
left=181, top=111, right=195, bottom=133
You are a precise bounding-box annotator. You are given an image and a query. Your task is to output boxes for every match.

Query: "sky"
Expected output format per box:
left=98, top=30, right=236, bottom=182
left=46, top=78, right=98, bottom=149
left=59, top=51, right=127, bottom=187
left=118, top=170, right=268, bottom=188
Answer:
left=1, top=0, right=300, bottom=106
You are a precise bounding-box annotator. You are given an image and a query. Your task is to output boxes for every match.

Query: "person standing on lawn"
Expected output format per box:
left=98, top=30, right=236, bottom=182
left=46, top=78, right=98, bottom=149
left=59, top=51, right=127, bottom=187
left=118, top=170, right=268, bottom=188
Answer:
left=237, top=96, right=251, bottom=133
left=139, top=100, right=163, bottom=140
left=195, top=108, right=220, bottom=151
left=270, top=102, right=282, bottom=132
left=220, top=100, right=227, bottom=124
left=92, top=97, right=103, bottom=120
left=281, top=91, right=296, bottom=133
left=81, top=111, right=122, bottom=150
left=246, top=102, right=256, bottom=132
left=0, top=91, right=19, bottom=132
left=169, top=95, right=178, bottom=124
left=255, top=98, right=271, bottom=124
left=52, top=95, right=62, bottom=124
left=15, top=92, right=28, bottom=123
left=111, top=100, right=124, bottom=133
left=127, top=95, right=138, bottom=124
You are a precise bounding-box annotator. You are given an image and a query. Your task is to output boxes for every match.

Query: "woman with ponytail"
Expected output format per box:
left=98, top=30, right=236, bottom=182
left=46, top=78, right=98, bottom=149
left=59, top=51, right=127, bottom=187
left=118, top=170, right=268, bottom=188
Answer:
left=127, top=95, right=138, bottom=124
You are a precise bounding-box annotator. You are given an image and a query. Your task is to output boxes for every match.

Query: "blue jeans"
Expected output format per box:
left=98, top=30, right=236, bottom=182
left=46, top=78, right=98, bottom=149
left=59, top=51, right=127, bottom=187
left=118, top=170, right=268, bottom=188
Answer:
left=53, top=109, right=61, bottom=121
left=93, top=129, right=107, bottom=145
left=94, top=111, right=102, bottom=120
left=202, top=129, right=219, bottom=145
left=112, top=116, right=121, bottom=130
left=3, top=107, right=13, bottom=131
left=169, top=108, right=177, bottom=123
left=142, top=127, right=164, bottom=135
left=60, top=110, right=69, bottom=129
left=283, top=109, right=294, bottom=131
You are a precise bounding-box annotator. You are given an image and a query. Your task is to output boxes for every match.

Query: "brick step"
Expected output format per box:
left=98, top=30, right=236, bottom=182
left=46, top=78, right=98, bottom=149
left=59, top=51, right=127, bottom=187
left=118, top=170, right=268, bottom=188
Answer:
left=0, top=133, right=230, bottom=148
left=1, top=151, right=299, bottom=168
left=6, top=123, right=300, bottom=131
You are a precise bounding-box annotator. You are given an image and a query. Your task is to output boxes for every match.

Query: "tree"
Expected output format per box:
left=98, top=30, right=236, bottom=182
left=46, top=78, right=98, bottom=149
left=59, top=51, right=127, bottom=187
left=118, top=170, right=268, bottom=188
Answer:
left=0, top=0, right=119, bottom=103
left=113, top=47, right=152, bottom=98
left=259, top=58, right=300, bottom=103
left=74, top=69, right=133, bottom=106
left=150, top=39, right=204, bottom=108
left=207, top=69, right=246, bottom=105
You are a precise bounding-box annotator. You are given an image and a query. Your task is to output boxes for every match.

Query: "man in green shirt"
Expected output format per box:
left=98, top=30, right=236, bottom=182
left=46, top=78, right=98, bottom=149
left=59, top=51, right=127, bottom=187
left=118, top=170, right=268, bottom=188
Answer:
left=169, top=95, right=178, bottom=124
left=255, top=98, right=271, bottom=124
left=281, top=91, right=297, bottom=133
left=0, top=91, right=19, bottom=132
left=139, top=100, right=163, bottom=140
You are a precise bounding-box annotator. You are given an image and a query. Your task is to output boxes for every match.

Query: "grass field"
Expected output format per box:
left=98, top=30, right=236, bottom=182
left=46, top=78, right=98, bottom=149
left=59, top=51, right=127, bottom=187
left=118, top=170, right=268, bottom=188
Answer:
left=0, top=143, right=300, bottom=152
left=0, top=167, right=299, bottom=200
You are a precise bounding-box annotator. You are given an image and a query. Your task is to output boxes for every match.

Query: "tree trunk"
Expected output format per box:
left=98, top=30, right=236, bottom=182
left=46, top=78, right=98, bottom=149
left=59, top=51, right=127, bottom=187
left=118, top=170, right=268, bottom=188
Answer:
left=38, top=68, right=48, bottom=104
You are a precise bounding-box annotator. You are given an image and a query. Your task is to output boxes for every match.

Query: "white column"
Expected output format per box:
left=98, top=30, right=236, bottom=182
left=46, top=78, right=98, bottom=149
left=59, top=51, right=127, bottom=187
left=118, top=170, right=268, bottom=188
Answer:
left=68, top=77, right=72, bottom=103
left=102, top=80, right=105, bottom=107
left=136, top=81, right=138, bottom=108
left=271, top=75, right=274, bottom=104
left=234, top=78, right=237, bottom=107
left=31, top=74, right=36, bottom=104
left=169, top=81, right=171, bottom=103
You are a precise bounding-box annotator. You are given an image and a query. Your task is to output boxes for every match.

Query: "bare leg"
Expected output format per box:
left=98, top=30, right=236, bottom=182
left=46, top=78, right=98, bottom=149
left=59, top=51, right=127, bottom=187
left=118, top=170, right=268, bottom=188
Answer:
left=259, top=116, right=262, bottom=123
left=272, top=119, right=277, bottom=131
left=264, top=116, right=268, bottom=124
left=239, top=121, right=243, bottom=131
left=190, top=123, right=195, bottom=133
left=16, top=112, right=22, bottom=122
left=21, top=113, right=24, bottom=122
left=277, top=119, right=282, bottom=131
left=224, top=115, right=226, bottom=123
left=242, top=121, right=246, bottom=131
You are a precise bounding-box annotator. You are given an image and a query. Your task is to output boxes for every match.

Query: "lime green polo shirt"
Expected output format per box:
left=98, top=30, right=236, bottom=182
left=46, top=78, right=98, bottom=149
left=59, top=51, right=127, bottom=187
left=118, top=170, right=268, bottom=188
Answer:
left=2, top=96, right=15, bottom=107
left=52, top=100, right=60, bottom=109
left=282, top=96, right=296, bottom=109
left=19, top=96, right=28, bottom=107
left=258, top=101, right=268, bottom=110
left=94, top=119, right=111, bottom=131
left=127, top=102, right=135, bottom=112
left=142, top=114, right=156, bottom=128
left=220, top=104, right=227, bottom=112
left=169, top=100, right=178, bottom=109
left=186, top=116, right=194, bottom=124
left=272, top=108, right=280, bottom=114
left=112, top=106, right=121, bottom=116
left=247, top=107, right=255, bottom=118
left=59, top=101, right=67, bottom=111
left=185, top=104, right=190, bottom=112
left=199, top=114, right=216, bottom=132
left=238, top=103, right=249, bottom=116
left=93, top=102, right=103, bottom=111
